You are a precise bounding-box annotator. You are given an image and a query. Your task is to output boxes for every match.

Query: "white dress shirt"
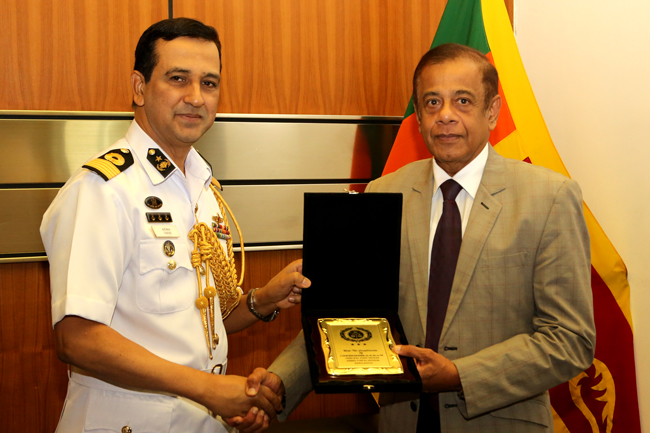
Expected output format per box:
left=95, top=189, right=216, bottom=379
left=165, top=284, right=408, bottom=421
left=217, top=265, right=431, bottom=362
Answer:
left=428, top=143, right=490, bottom=272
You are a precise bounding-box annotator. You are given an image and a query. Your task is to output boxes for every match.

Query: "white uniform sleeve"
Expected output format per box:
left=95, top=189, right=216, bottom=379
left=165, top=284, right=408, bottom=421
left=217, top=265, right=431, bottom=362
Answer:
left=41, top=171, right=135, bottom=327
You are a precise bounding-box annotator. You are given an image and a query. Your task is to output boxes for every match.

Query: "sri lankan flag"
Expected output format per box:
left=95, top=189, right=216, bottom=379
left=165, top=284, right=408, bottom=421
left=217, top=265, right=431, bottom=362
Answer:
left=383, top=0, right=641, bottom=431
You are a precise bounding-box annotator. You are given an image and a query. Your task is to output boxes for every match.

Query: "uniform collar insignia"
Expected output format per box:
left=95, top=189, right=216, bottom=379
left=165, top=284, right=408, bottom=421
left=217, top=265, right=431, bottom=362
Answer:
left=146, top=148, right=176, bottom=178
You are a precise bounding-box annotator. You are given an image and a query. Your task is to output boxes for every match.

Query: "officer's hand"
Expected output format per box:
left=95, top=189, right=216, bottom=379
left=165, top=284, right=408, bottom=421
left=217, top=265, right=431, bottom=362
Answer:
left=393, top=345, right=462, bottom=393
left=226, top=407, right=269, bottom=433
left=203, top=374, right=281, bottom=422
left=256, top=259, right=311, bottom=310
left=225, top=368, right=285, bottom=432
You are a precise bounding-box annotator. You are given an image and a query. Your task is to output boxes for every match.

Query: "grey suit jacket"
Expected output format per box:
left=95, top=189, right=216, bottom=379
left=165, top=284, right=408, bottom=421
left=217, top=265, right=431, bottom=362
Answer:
left=270, top=147, right=595, bottom=432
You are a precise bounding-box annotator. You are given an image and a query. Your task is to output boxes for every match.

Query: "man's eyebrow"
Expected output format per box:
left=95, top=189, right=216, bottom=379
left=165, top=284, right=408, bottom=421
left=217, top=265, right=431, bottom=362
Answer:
left=421, top=91, right=440, bottom=98
left=164, top=68, right=220, bottom=82
left=203, top=72, right=221, bottom=82
left=454, top=89, right=476, bottom=98
left=165, top=68, right=191, bottom=76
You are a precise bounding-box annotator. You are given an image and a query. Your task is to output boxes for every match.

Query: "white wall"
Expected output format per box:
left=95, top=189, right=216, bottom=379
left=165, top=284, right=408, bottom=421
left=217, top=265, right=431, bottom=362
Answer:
left=515, top=2, right=650, bottom=431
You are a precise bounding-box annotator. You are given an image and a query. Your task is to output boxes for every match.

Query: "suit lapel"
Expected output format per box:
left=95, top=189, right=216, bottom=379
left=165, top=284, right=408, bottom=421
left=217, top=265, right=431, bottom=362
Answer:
left=441, top=147, right=506, bottom=340
left=404, top=163, right=434, bottom=333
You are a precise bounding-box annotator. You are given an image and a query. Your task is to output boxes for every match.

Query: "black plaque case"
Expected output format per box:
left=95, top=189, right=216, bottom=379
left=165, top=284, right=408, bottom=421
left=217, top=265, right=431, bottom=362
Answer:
left=301, top=192, right=422, bottom=394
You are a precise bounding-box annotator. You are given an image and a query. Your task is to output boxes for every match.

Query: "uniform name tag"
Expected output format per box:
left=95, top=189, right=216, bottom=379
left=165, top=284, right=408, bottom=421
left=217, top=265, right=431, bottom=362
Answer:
left=152, top=225, right=180, bottom=238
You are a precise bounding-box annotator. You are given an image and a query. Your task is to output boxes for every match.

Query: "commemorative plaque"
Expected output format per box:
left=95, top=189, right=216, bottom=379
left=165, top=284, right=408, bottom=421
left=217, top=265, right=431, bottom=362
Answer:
left=301, top=192, right=421, bottom=393
left=318, top=318, right=403, bottom=375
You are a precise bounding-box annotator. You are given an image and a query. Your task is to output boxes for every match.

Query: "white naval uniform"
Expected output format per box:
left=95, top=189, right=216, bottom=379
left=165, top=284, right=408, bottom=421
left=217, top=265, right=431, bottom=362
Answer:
left=41, top=121, right=234, bottom=433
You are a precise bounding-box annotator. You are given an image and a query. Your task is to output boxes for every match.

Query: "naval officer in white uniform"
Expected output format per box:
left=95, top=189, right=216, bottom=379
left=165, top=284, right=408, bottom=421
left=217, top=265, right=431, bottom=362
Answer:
left=40, top=18, right=310, bottom=433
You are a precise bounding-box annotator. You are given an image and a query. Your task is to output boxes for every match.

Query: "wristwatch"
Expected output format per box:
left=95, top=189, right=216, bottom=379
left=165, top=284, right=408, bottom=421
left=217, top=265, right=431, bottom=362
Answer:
left=247, top=288, right=280, bottom=322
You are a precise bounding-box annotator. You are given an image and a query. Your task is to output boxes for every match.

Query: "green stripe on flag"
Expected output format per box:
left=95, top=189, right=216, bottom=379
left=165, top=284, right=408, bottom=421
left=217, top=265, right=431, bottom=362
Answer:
left=403, top=0, right=490, bottom=118
left=433, top=0, right=490, bottom=54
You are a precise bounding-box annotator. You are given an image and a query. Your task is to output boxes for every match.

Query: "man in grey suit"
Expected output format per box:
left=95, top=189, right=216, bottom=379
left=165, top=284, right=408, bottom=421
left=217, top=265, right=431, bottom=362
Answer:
left=234, top=44, right=595, bottom=433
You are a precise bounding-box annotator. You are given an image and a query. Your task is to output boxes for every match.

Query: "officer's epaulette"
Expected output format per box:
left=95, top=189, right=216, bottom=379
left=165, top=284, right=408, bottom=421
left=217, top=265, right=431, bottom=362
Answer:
left=83, top=148, right=134, bottom=181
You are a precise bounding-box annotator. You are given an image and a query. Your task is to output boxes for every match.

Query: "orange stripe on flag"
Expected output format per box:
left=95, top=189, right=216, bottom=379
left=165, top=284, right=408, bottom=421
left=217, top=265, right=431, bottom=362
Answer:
left=382, top=113, right=431, bottom=176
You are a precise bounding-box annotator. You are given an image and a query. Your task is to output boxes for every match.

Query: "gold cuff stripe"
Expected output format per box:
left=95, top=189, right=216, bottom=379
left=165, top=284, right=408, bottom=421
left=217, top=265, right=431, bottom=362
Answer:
left=85, top=158, right=121, bottom=179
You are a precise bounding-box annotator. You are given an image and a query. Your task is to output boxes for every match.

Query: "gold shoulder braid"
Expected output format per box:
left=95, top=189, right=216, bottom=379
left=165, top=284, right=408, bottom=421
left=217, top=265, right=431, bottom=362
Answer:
left=188, top=178, right=245, bottom=359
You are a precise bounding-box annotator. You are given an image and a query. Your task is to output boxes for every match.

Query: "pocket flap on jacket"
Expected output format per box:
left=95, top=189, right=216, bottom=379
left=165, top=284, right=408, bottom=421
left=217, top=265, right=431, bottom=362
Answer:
left=139, top=239, right=192, bottom=275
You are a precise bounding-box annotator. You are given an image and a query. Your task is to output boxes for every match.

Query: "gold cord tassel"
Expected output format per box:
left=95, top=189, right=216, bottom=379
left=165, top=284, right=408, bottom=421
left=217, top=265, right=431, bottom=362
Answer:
left=195, top=295, right=212, bottom=358
left=204, top=285, right=217, bottom=348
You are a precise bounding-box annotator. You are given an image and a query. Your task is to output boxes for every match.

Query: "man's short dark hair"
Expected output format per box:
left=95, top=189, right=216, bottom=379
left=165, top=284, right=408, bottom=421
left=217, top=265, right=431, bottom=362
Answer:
left=134, top=17, right=222, bottom=83
left=412, top=43, right=499, bottom=111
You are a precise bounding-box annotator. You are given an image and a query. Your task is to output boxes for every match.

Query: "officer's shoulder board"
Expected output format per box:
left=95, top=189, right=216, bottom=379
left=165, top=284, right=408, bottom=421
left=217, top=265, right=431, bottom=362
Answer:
left=83, top=148, right=134, bottom=181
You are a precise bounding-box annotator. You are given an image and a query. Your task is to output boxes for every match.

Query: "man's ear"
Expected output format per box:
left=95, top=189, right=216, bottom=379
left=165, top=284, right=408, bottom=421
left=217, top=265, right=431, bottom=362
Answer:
left=131, top=71, right=146, bottom=107
left=415, top=104, right=424, bottom=136
left=487, top=94, right=501, bottom=131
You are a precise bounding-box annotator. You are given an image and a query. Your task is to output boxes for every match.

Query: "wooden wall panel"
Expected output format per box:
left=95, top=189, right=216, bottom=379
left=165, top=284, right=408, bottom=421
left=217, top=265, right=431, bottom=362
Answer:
left=0, top=0, right=167, bottom=111
left=0, top=0, right=514, bottom=114
left=0, top=262, right=68, bottom=432
left=175, top=0, right=513, bottom=116
left=175, top=0, right=447, bottom=116
left=505, top=0, right=514, bottom=27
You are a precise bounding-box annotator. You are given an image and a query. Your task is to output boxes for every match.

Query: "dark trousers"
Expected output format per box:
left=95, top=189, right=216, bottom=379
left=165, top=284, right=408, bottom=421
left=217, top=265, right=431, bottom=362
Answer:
left=416, top=394, right=441, bottom=433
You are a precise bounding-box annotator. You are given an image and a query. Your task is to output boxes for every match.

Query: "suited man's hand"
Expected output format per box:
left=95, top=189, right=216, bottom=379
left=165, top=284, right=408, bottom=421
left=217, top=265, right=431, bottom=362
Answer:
left=394, top=345, right=462, bottom=393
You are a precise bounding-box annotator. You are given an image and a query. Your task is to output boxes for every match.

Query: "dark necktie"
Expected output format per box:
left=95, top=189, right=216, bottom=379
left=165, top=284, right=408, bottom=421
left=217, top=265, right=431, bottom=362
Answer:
left=418, top=179, right=463, bottom=433
left=425, top=179, right=463, bottom=353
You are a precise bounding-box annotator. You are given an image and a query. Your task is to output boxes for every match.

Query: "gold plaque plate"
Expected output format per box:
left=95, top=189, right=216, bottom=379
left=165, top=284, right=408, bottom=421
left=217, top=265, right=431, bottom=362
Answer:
left=317, top=318, right=404, bottom=375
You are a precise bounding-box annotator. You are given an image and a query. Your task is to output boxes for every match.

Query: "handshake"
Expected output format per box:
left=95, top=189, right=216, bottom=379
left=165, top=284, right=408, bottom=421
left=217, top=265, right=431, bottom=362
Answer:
left=204, top=368, right=284, bottom=432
